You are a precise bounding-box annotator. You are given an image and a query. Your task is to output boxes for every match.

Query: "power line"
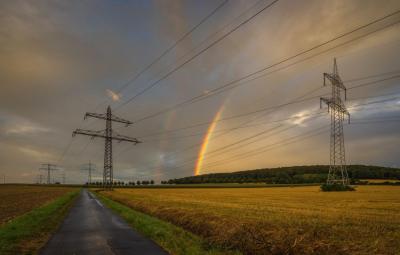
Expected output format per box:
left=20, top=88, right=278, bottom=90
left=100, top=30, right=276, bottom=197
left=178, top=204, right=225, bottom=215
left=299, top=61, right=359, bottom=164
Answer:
left=160, top=115, right=400, bottom=177
left=137, top=71, right=400, bottom=139
left=160, top=114, right=324, bottom=172
left=132, top=96, right=400, bottom=178
left=203, top=117, right=400, bottom=170
left=142, top=114, right=400, bottom=179
left=203, top=126, right=330, bottom=170
left=118, top=90, right=400, bottom=177
left=201, top=105, right=400, bottom=168
left=114, top=0, right=229, bottom=95
left=57, top=137, right=74, bottom=164
left=115, top=81, right=397, bottom=178
left=55, top=0, right=229, bottom=166
left=142, top=125, right=330, bottom=179
left=87, top=0, right=270, bottom=123
left=138, top=0, right=267, bottom=97
left=124, top=10, right=400, bottom=124
left=54, top=7, right=400, bottom=183
left=144, top=112, right=326, bottom=142
left=142, top=93, right=400, bottom=144
left=350, top=119, right=400, bottom=124
left=345, top=69, right=400, bottom=83
left=133, top=73, right=400, bottom=140
left=124, top=82, right=328, bottom=167
left=115, top=0, right=281, bottom=110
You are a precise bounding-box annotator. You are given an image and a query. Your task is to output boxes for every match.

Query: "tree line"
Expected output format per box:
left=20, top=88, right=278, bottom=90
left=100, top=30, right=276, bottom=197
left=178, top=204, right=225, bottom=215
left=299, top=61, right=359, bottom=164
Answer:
left=86, top=180, right=155, bottom=186
left=164, top=165, right=400, bottom=184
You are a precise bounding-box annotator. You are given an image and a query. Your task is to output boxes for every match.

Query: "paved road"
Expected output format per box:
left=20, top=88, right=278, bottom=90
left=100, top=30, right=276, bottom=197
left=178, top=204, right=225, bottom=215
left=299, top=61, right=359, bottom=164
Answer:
left=40, top=189, right=168, bottom=255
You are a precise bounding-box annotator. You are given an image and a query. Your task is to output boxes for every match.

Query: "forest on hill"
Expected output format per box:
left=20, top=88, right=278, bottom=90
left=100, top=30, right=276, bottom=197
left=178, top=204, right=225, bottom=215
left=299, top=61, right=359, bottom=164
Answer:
left=165, top=165, right=400, bottom=184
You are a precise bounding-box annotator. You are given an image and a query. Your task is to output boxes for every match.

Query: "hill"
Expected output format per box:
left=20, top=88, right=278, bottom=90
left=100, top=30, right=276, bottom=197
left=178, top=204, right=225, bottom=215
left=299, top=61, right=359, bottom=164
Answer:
left=166, top=165, right=400, bottom=184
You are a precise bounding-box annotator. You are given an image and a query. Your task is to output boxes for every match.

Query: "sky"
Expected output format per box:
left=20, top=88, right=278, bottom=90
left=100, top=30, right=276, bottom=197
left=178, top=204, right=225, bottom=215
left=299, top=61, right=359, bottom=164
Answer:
left=0, top=0, right=400, bottom=184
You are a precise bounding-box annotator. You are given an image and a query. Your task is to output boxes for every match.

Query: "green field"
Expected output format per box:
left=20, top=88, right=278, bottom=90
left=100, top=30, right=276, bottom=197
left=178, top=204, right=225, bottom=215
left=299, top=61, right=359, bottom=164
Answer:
left=97, top=185, right=400, bottom=255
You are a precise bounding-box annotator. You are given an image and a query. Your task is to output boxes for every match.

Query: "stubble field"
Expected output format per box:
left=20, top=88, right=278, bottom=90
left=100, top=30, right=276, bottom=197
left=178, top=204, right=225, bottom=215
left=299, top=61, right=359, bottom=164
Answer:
left=0, top=185, right=77, bottom=225
left=98, top=186, right=400, bottom=255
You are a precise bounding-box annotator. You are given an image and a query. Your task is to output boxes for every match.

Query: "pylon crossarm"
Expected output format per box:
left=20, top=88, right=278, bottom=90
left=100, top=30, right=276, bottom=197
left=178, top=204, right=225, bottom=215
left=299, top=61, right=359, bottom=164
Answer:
left=40, top=163, right=57, bottom=167
left=85, top=112, right=106, bottom=120
left=73, top=129, right=106, bottom=139
left=84, top=112, right=132, bottom=126
left=111, top=133, right=141, bottom=143
left=324, top=73, right=346, bottom=91
left=320, top=97, right=332, bottom=105
left=39, top=166, right=60, bottom=171
left=320, top=98, right=349, bottom=117
left=110, top=114, right=133, bottom=126
left=320, top=97, right=332, bottom=109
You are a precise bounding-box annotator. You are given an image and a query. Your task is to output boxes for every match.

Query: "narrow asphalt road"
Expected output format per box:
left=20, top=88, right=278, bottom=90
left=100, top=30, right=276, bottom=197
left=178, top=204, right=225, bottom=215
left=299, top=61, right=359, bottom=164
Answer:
left=40, top=189, right=168, bottom=255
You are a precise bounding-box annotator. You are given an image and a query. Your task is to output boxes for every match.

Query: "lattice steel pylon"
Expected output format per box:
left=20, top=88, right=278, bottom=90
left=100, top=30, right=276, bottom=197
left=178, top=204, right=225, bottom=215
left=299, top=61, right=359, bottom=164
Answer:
left=39, top=163, right=59, bottom=184
left=73, top=106, right=141, bottom=189
left=81, top=161, right=96, bottom=184
left=320, top=58, right=350, bottom=185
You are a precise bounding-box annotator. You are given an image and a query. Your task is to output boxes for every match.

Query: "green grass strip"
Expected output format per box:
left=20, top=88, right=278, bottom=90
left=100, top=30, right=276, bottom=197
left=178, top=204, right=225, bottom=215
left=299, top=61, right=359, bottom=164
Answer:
left=0, top=190, right=79, bottom=255
left=96, top=192, right=241, bottom=255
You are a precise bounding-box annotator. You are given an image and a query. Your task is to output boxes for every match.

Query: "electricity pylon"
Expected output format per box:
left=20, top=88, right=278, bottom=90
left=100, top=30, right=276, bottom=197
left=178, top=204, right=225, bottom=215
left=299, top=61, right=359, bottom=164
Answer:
left=73, top=106, right=141, bottom=189
left=320, top=58, right=350, bottom=185
left=62, top=171, right=66, bottom=184
left=39, top=163, right=59, bottom=184
left=36, top=174, right=43, bottom=184
left=81, top=161, right=96, bottom=184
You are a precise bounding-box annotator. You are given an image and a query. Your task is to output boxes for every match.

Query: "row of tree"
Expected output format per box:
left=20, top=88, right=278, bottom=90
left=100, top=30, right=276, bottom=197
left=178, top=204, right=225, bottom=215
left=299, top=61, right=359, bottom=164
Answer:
left=164, top=165, right=400, bottom=184
left=86, top=180, right=155, bottom=186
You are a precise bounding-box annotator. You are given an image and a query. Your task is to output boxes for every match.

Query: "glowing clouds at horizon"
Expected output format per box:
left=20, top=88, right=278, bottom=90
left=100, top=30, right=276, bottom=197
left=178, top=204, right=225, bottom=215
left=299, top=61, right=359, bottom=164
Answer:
left=194, top=106, right=224, bottom=176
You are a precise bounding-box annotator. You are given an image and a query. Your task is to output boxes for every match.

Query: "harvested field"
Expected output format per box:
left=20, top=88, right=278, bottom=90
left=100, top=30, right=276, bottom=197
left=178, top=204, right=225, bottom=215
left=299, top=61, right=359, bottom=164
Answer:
left=0, top=185, right=77, bottom=225
left=98, top=186, right=400, bottom=255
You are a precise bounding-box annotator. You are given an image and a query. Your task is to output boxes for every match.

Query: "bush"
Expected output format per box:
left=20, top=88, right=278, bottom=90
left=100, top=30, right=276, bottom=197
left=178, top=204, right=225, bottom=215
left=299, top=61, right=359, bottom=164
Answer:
left=320, top=183, right=355, bottom=192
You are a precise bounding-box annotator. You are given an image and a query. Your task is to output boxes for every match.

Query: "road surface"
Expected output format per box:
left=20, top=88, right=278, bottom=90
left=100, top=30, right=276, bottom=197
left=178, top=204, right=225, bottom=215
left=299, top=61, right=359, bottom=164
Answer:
left=40, top=189, right=168, bottom=255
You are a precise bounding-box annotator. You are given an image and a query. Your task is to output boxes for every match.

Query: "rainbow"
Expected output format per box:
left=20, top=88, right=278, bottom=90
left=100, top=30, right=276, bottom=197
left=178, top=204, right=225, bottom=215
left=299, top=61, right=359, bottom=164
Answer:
left=194, top=106, right=224, bottom=175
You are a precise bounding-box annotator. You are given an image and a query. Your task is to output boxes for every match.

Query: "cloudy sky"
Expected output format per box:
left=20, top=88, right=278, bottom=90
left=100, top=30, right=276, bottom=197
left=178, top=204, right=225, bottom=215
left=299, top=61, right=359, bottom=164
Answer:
left=0, top=0, right=400, bottom=184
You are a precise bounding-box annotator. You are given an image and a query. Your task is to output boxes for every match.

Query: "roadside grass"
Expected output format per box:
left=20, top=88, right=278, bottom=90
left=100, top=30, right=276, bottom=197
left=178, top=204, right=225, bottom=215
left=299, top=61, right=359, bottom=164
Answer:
left=0, top=190, right=79, bottom=255
left=96, top=192, right=241, bottom=255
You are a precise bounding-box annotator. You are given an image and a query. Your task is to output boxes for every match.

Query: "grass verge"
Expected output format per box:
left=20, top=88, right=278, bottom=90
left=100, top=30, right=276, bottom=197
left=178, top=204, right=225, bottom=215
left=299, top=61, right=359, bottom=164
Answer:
left=95, top=192, right=240, bottom=255
left=0, top=189, right=79, bottom=255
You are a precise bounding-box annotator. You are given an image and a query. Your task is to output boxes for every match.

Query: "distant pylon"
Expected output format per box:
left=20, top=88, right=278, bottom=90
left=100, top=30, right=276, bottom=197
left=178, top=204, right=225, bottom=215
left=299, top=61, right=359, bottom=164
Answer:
left=39, top=163, right=59, bottom=184
left=320, top=58, right=350, bottom=185
left=81, top=161, right=96, bottom=184
left=73, top=106, right=141, bottom=189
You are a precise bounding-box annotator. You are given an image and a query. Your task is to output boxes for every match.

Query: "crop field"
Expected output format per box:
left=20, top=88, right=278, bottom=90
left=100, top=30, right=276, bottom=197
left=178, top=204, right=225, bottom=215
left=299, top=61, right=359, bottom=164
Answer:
left=0, top=185, right=77, bottom=225
left=361, top=179, right=399, bottom=183
left=98, top=186, right=400, bottom=255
